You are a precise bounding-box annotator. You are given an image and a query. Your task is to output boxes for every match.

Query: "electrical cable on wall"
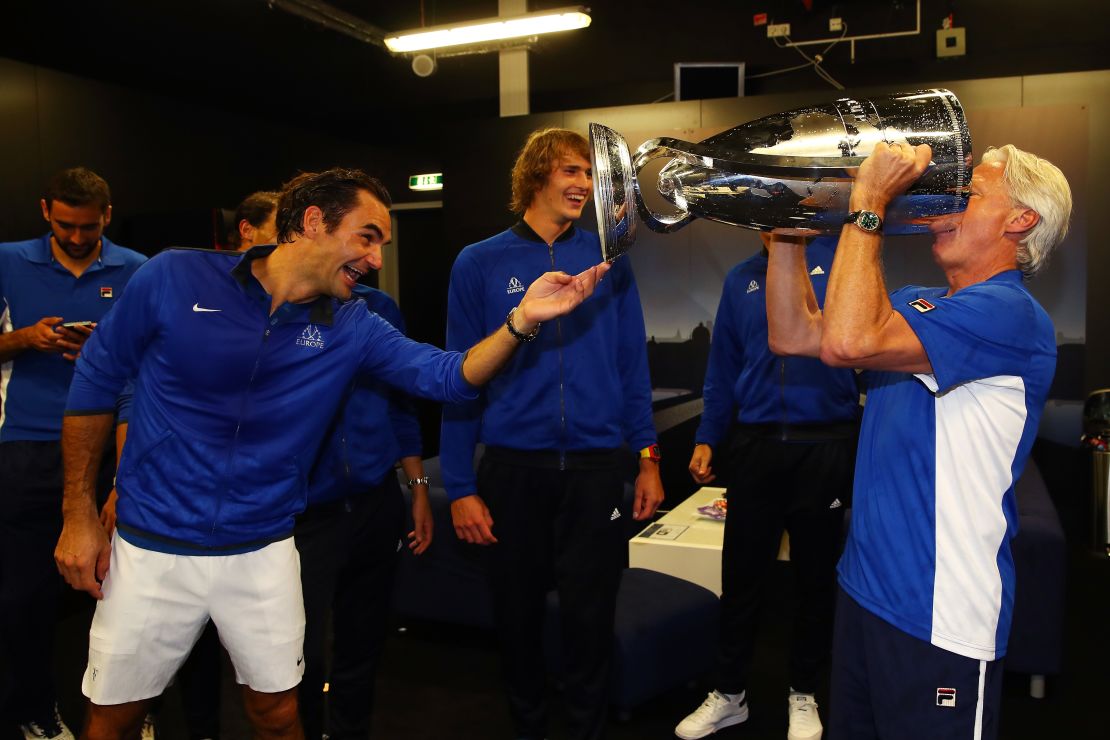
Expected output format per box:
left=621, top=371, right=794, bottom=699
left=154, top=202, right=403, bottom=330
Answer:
left=649, top=22, right=849, bottom=103
left=764, top=22, right=849, bottom=90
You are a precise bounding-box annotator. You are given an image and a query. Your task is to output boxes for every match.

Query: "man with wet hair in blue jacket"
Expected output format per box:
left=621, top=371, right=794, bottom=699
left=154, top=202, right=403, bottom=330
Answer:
left=295, top=283, right=432, bottom=740
left=53, top=167, right=609, bottom=740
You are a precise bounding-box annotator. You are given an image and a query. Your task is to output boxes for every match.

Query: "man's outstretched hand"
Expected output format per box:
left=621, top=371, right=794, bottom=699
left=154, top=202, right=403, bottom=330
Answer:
left=515, top=262, right=611, bottom=330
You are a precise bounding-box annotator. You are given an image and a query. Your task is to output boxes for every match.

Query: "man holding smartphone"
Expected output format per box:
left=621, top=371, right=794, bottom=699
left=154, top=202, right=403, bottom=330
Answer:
left=0, top=167, right=146, bottom=740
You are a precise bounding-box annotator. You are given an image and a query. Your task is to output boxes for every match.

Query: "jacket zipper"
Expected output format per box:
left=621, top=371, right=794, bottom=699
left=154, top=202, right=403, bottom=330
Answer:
left=549, top=243, right=567, bottom=470
left=340, top=432, right=352, bottom=512
left=215, top=317, right=276, bottom=537
left=340, top=380, right=355, bottom=511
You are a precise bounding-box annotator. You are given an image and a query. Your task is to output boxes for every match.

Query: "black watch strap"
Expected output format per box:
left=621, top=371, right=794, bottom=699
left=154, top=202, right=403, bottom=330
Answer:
left=844, top=210, right=883, bottom=233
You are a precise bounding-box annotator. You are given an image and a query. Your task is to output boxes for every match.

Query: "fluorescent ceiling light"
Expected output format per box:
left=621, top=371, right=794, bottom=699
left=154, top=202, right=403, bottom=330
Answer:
left=384, top=6, right=591, bottom=53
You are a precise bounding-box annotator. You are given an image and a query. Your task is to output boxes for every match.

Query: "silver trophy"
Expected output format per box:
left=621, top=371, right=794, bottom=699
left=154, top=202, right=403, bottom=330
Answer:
left=590, top=88, right=973, bottom=261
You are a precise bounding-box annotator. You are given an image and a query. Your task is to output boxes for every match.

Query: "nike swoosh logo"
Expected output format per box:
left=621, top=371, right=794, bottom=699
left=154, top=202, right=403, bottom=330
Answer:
left=192, top=303, right=221, bottom=312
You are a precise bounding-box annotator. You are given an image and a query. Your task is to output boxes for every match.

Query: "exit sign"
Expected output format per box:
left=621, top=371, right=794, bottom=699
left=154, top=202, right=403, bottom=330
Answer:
left=408, top=173, right=443, bottom=191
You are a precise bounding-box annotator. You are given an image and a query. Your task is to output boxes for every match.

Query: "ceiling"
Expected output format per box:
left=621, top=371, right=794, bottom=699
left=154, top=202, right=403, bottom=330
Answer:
left=3, top=1, right=1107, bottom=140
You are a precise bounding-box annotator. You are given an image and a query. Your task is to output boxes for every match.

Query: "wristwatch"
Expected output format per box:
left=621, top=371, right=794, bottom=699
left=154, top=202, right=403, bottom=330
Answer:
left=844, top=210, right=883, bottom=234
left=406, top=476, right=429, bottom=489
left=639, top=444, right=662, bottom=463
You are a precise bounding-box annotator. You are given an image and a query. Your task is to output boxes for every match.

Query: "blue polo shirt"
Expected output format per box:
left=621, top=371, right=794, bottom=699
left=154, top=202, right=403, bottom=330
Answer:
left=839, top=270, right=1055, bottom=661
left=0, top=233, right=146, bottom=441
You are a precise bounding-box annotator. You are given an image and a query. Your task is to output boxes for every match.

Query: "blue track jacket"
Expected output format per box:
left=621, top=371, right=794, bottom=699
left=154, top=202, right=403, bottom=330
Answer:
left=440, top=223, right=655, bottom=501
left=66, top=247, right=475, bottom=553
left=696, top=238, right=859, bottom=449
left=307, top=285, right=423, bottom=504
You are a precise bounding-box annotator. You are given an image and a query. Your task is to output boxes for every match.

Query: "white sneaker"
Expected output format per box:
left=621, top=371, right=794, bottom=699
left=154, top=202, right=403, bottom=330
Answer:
left=675, top=690, right=749, bottom=739
left=786, top=692, right=823, bottom=740
left=19, top=704, right=75, bottom=740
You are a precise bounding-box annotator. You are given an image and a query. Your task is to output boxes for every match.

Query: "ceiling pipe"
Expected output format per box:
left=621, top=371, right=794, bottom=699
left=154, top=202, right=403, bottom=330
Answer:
left=266, top=0, right=389, bottom=50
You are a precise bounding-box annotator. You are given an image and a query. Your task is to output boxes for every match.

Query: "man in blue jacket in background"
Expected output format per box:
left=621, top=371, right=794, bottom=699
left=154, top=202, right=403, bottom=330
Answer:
left=296, top=282, right=432, bottom=740
left=0, top=167, right=146, bottom=740
left=53, top=167, right=609, bottom=740
left=441, top=128, right=664, bottom=740
left=674, top=235, right=858, bottom=740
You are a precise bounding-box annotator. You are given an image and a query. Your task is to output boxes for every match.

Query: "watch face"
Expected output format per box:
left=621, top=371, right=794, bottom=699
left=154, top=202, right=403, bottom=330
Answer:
left=858, top=211, right=881, bottom=232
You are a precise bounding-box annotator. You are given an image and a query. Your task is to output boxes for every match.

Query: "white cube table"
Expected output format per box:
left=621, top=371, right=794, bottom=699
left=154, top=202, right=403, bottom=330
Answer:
left=629, top=487, right=727, bottom=595
left=629, top=487, right=789, bottom=596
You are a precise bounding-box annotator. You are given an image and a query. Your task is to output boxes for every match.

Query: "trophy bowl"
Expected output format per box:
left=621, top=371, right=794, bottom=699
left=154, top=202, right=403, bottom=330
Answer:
left=589, top=122, right=639, bottom=260
left=589, top=89, right=973, bottom=262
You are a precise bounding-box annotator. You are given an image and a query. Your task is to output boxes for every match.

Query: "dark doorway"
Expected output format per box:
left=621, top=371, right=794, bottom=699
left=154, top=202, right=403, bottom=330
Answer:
left=393, top=206, right=448, bottom=457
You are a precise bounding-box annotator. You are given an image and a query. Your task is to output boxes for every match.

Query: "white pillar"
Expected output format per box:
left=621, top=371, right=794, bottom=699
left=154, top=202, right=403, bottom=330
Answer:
left=498, top=0, right=529, bottom=117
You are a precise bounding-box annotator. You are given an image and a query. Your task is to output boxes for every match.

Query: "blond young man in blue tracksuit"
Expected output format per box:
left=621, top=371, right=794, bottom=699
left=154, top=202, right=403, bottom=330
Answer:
left=442, top=128, right=664, bottom=740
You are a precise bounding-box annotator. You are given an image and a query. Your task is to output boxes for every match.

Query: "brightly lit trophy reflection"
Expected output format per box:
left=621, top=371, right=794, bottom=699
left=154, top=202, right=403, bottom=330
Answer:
left=590, top=89, right=973, bottom=262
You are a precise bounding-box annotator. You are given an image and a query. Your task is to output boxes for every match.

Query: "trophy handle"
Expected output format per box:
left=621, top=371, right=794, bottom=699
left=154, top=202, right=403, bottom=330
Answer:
left=629, top=140, right=698, bottom=234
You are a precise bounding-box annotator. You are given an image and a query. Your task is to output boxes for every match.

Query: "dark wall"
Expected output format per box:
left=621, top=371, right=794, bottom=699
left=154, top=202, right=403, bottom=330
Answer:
left=395, top=208, right=449, bottom=458
left=0, top=57, right=440, bottom=253
left=5, top=2, right=1109, bottom=127
left=529, top=0, right=1110, bottom=114
left=438, top=112, right=565, bottom=263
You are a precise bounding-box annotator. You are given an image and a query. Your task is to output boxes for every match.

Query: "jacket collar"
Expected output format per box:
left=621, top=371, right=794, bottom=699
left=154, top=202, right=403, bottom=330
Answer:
left=230, top=244, right=335, bottom=325
left=511, top=220, right=577, bottom=244
left=31, top=232, right=128, bottom=267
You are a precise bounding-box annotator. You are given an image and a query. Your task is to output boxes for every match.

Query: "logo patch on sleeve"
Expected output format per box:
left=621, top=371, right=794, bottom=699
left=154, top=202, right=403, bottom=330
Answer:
left=908, top=298, right=936, bottom=313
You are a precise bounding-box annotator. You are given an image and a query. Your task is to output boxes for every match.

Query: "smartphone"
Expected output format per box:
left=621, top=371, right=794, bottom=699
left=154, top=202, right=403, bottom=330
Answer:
left=61, top=320, right=95, bottom=329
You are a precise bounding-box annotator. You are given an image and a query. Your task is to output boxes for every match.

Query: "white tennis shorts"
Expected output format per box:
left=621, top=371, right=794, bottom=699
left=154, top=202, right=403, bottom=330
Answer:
left=82, top=534, right=305, bottom=705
